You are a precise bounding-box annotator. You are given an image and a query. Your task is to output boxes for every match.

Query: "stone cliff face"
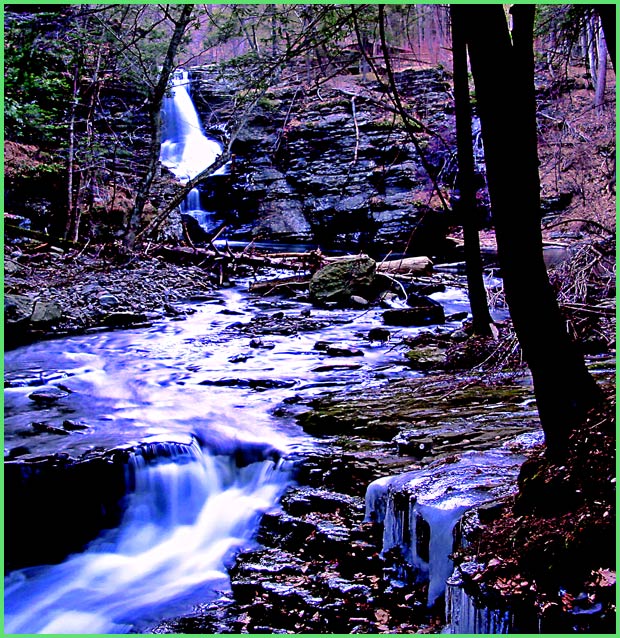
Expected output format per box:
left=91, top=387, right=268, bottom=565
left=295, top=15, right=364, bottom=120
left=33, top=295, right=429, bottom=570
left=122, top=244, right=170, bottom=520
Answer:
left=192, top=67, right=459, bottom=257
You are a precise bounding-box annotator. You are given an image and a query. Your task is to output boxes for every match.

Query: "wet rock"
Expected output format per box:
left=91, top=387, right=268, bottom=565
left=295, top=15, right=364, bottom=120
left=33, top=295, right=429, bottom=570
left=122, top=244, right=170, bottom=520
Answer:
left=28, top=386, right=70, bottom=405
left=405, top=345, right=447, bottom=370
left=4, top=294, right=33, bottom=325
left=281, top=486, right=364, bottom=518
left=322, top=577, right=372, bottom=601
left=62, top=419, right=90, bottom=431
left=350, top=295, right=369, bottom=308
left=5, top=454, right=127, bottom=571
left=383, top=303, right=445, bottom=327
left=228, top=353, right=253, bottom=363
left=447, top=311, right=469, bottom=322
left=450, top=329, right=469, bottom=342
left=98, top=293, right=120, bottom=308
left=30, top=300, right=63, bottom=324
left=257, top=511, right=317, bottom=550
left=199, top=378, right=296, bottom=391
left=325, top=345, right=364, bottom=357
left=30, top=421, right=70, bottom=436
left=252, top=199, right=313, bottom=243
left=368, top=327, right=391, bottom=344
left=249, top=338, right=276, bottom=349
left=312, top=363, right=363, bottom=373
left=313, top=340, right=331, bottom=351
left=378, top=291, right=401, bottom=308
left=309, top=257, right=377, bottom=305
left=218, top=308, right=244, bottom=316
left=103, top=311, right=149, bottom=327
left=164, top=303, right=185, bottom=316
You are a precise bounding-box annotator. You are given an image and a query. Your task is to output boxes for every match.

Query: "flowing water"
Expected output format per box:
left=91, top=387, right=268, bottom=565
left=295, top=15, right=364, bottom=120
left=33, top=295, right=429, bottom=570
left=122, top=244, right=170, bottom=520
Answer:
left=160, top=70, right=223, bottom=183
left=4, top=72, right=525, bottom=634
left=4, top=280, right=475, bottom=634
left=160, top=69, right=225, bottom=231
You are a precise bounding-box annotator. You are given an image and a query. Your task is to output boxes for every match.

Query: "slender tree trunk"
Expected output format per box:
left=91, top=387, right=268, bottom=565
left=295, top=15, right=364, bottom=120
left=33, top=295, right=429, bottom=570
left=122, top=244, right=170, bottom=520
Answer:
left=594, top=28, right=608, bottom=112
left=586, top=16, right=599, bottom=90
left=64, top=63, right=80, bottom=241
left=123, top=4, right=194, bottom=252
left=450, top=5, right=493, bottom=336
left=455, top=4, right=603, bottom=459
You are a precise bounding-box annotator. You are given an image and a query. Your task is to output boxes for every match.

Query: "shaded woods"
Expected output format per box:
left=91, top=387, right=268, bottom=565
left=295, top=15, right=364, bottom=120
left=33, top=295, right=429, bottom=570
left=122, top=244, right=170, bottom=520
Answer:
left=4, top=4, right=616, bottom=634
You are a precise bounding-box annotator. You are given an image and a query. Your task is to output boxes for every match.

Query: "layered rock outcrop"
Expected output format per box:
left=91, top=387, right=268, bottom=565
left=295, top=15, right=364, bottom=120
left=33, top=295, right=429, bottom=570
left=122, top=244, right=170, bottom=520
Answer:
left=191, top=66, right=458, bottom=256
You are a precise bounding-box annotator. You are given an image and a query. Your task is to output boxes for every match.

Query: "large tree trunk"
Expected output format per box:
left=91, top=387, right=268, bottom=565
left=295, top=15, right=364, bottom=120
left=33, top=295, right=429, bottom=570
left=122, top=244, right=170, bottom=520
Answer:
left=450, top=5, right=494, bottom=336
left=123, top=4, right=194, bottom=252
left=596, top=4, right=616, bottom=72
left=454, top=4, right=603, bottom=459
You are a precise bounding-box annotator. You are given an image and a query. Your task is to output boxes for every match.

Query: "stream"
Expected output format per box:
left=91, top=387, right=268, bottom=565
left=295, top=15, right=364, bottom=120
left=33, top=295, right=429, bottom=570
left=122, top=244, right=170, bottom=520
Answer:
left=3, top=67, right=543, bottom=635
left=4, top=279, right=478, bottom=633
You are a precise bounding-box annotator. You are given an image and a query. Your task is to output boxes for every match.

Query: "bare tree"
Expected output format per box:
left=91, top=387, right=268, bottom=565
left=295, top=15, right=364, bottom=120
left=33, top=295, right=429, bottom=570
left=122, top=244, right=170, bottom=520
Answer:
left=123, top=4, right=195, bottom=252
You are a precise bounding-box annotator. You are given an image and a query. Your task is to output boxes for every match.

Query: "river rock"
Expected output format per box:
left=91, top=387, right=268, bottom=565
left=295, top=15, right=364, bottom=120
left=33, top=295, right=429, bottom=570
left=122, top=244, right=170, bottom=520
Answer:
left=368, top=327, right=391, bottom=343
left=199, top=378, right=296, bottom=391
left=4, top=294, right=62, bottom=327
left=103, top=311, right=149, bottom=327
left=309, top=257, right=377, bottom=305
left=98, top=293, right=121, bottom=309
left=5, top=294, right=34, bottom=325
left=28, top=386, right=70, bottom=405
left=325, top=345, right=364, bottom=358
left=30, top=300, right=63, bottom=324
left=350, top=295, right=369, bottom=308
left=383, top=304, right=445, bottom=327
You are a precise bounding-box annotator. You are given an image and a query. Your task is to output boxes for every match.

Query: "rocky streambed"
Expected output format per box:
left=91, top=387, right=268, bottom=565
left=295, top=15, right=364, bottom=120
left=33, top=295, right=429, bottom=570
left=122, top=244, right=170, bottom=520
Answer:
left=4, top=247, right=615, bottom=634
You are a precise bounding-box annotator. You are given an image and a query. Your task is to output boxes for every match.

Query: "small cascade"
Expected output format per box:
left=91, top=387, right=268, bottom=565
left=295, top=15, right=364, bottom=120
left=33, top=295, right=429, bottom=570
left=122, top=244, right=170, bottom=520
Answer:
left=160, top=70, right=224, bottom=232
left=4, top=439, right=290, bottom=634
left=365, top=449, right=526, bottom=607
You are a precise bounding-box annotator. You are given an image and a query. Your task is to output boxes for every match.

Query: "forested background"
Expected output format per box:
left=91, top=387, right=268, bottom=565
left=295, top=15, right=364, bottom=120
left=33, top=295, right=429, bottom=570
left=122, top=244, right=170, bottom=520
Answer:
left=4, top=4, right=615, bottom=248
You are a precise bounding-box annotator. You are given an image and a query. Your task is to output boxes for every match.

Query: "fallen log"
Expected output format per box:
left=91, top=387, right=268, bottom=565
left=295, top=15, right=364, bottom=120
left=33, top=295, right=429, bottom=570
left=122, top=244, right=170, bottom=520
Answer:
left=377, top=256, right=433, bottom=276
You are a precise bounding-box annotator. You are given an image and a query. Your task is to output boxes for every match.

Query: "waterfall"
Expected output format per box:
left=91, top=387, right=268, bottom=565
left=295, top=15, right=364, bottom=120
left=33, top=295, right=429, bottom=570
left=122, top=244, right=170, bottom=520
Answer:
left=160, top=70, right=224, bottom=232
left=4, top=440, right=290, bottom=634
left=160, top=70, right=223, bottom=182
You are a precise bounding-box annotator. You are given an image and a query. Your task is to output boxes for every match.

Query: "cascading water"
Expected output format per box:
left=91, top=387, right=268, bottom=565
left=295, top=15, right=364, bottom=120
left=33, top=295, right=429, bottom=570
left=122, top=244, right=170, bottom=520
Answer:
left=4, top=439, right=290, bottom=634
left=160, top=70, right=224, bottom=231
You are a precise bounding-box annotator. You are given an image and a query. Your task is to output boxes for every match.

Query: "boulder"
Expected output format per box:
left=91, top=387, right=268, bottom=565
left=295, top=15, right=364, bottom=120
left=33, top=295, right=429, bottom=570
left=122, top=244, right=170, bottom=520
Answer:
left=309, top=257, right=377, bottom=305
left=405, top=345, right=447, bottom=370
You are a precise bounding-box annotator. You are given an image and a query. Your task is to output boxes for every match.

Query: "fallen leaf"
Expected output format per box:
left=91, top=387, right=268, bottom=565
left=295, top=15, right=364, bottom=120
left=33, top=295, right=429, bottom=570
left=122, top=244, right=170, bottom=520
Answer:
left=593, top=568, right=616, bottom=587
left=375, top=609, right=390, bottom=624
